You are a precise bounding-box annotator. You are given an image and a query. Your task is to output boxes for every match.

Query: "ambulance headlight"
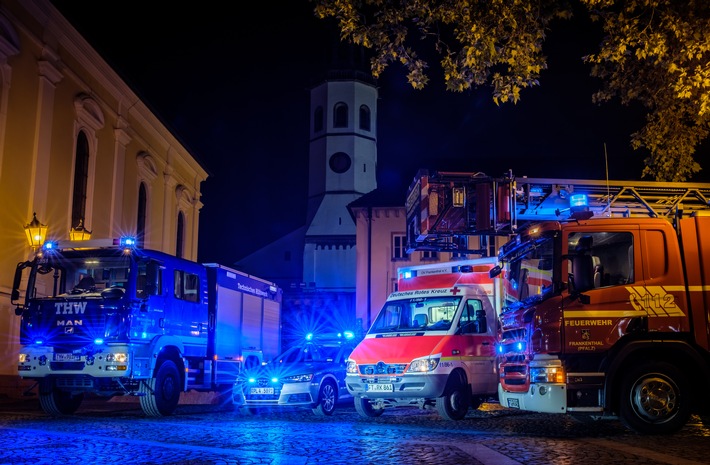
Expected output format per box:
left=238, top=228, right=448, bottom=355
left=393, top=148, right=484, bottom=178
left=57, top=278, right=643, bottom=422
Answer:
left=18, top=353, right=30, bottom=363
left=346, top=360, right=358, bottom=374
left=408, top=357, right=439, bottom=373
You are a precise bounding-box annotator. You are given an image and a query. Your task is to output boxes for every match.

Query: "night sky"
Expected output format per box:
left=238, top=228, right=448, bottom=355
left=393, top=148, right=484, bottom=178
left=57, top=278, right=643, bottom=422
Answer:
left=50, top=1, right=710, bottom=266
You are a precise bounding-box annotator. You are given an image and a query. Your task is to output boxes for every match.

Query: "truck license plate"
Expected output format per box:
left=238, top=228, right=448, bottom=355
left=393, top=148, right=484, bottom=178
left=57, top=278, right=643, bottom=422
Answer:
left=54, top=353, right=80, bottom=362
left=507, top=398, right=520, bottom=409
left=366, top=383, right=393, bottom=392
left=250, top=387, right=274, bottom=395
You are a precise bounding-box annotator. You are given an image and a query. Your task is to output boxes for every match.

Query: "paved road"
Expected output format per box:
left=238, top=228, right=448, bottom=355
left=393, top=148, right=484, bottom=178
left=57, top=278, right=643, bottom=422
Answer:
left=0, top=395, right=707, bottom=465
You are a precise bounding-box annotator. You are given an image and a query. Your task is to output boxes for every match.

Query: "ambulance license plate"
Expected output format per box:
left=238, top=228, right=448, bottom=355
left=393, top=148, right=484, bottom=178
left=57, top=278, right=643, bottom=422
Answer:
left=366, top=383, right=393, bottom=392
left=54, top=353, right=80, bottom=362
left=507, top=398, right=520, bottom=409
left=250, top=387, right=274, bottom=395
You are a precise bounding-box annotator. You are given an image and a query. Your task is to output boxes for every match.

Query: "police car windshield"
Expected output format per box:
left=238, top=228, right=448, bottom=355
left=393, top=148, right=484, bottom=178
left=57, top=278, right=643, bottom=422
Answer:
left=369, top=296, right=461, bottom=334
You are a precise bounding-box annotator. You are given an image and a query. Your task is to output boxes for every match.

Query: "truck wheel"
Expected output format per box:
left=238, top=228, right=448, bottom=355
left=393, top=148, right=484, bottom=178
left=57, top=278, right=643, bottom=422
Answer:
left=619, top=362, right=691, bottom=434
left=139, top=360, right=181, bottom=416
left=312, top=380, right=337, bottom=416
left=39, top=384, right=83, bottom=415
left=354, top=397, right=384, bottom=418
left=436, top=373, right=470, bottom=420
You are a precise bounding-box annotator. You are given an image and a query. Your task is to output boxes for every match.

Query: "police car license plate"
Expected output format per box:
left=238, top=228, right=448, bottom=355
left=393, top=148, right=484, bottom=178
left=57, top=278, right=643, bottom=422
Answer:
left=250, top=387, right=274, bottom=395
left=507, top=398, right=520, bottom=409
left=54, top=353, right=80, bottom=362
left=366, top=383, right=393, bottom=392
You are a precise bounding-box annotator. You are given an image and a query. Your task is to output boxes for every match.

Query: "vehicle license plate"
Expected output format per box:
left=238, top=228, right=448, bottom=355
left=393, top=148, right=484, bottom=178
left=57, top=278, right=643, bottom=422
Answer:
left=366, top=383, right=393, bottom=392
left=54, top=353, right=80, bottom=362
left=250, top=387, right=274, bottom=395
left=507, top=398, right=520, bottom=409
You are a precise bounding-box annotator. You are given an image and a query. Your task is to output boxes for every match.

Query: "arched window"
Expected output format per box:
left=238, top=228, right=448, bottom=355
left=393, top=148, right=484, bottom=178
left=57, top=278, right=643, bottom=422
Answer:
left=176, top=211, right=185, bottom=258
left=334, top=102, right=348, bottom=128
left=71, top=131, right=90, bottom=228
left=137, top=183, right=147, bottom=247
left=359, top=105, right=371, bottom=131
left=314, top=106, right=324, bottom=132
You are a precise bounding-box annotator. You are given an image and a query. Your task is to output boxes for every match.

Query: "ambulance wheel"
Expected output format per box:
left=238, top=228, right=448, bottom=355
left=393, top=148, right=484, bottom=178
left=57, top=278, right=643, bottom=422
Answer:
left=619, top=362, right=690, bottom=434
left=437, top=372, right=470, bottom=420
left=354, top=397, right=384, bottom=418
left=312, top=379, right=337, bottom=416
left=140, top=360, right=181, bottom=416
left=39, top=383, right=83, bottom=415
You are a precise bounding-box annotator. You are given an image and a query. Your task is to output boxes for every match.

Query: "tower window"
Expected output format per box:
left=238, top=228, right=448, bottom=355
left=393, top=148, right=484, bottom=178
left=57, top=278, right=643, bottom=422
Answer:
left=359, top=105, right=371, bottom=131
left=334, top=102, right=348, bottom=128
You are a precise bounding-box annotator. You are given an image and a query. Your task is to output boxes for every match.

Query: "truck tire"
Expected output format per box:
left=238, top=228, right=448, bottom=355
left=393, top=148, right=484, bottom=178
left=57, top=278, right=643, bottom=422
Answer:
left=38, top=383, right=83, bottom=415
left=139, top=360, right=181, bottom=416
left=354, top=397, right=384, bottom=418
left=619, top=361, right=691, bottom=434
left=312, top=379, right=337, bottom=416
left=436, top=372, right=470, bottom=420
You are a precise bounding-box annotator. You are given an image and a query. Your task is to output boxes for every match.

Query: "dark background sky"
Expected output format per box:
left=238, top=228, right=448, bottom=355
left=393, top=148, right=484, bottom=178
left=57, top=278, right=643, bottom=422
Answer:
left=50, top=1, right=709, bottom=266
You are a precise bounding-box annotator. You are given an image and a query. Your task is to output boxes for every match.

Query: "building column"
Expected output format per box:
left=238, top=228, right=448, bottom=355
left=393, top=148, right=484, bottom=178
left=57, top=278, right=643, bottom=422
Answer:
left=28, top=55, right=62, bottom=225
left=111, top=120, right=131, bottom=237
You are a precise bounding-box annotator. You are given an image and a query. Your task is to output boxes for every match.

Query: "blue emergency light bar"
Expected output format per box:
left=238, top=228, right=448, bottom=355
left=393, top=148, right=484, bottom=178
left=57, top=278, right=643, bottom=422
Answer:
left=42, top=241, right=58, bottom=251
left=569, top=194, right=588, bottom=208
left=119, top=236, right=137, bottom=247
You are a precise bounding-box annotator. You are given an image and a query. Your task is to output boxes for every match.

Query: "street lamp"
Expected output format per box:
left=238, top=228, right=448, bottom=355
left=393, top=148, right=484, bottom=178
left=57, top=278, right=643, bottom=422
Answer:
left=69, top=218, right=92, bottom=241
left=24, top=212, right=48, bottom=249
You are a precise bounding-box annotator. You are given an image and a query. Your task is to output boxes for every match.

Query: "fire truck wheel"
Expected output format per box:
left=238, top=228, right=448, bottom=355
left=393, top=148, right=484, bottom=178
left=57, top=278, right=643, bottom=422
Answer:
left=38, top=385, right=83, bottom=415
left=619, top=361, right=691, bottom=434
left=139, top=360, right=181, bottom=416
left=436, top=373, right=470, bottom=421
left=354, top=397, right=384, bottom=417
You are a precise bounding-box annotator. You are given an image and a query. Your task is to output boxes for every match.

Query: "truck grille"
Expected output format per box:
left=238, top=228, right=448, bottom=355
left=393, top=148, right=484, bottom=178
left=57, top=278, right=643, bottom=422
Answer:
left=50, top=362, right=85, bottom=371
left=359, top=362, right=406, bottom=375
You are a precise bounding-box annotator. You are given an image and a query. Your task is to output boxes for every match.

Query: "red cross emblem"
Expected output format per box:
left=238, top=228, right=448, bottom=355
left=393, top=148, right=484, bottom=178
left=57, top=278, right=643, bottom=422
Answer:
left=451, top=286, right=461, bottom=295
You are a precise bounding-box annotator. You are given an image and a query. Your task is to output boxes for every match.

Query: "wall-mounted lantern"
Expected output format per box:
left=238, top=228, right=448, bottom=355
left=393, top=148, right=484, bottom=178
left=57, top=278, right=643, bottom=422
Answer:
left=69, top=218, right=92, bottom=241
left=24, top=212, right=48, bottom=249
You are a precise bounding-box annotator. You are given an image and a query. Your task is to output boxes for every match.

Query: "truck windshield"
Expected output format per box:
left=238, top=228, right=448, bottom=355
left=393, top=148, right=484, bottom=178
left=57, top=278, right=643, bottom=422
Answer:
left=501, top=236, right=554, bottom=310
left=369, top=296, right=462, bottom=334
left=32, top=251, right=133, bottom=298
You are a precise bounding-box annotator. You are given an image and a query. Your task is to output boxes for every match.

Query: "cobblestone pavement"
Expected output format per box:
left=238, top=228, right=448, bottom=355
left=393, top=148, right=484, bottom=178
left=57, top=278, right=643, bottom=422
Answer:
left=0, top=396, right=707, bottom=465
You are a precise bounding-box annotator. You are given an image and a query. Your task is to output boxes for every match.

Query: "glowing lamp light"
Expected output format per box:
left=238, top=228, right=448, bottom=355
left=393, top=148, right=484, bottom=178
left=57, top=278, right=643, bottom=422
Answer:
left=305, top=333, right=314, bottom=341
left=69, top=218, right=92, bottom=241
left=403, top=270, right=413, bottom=279
left=94, top=338, right=105, bottom=345
left=24, top=212, right=48, bottom=249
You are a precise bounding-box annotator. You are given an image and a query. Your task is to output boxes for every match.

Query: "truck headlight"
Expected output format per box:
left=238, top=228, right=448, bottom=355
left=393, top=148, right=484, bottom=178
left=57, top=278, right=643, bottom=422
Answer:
left=106, top=352, right=128, bottom=363
left=407, top=357, right=439, bottom=373
left=529, top=366, right=565, bottom=383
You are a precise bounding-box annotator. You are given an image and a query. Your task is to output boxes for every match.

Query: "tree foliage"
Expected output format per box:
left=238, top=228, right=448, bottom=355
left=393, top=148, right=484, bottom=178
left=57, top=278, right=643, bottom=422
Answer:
left=313, top=0, right=710, bottom=181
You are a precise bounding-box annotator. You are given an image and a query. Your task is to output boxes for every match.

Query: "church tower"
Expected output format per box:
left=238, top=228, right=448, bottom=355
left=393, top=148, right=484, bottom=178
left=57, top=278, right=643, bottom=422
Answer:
left=303, top=67, right=378, bottom=291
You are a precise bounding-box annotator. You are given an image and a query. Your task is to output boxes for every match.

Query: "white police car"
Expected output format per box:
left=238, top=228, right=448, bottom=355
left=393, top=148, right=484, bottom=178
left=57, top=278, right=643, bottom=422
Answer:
left=233, top=332, right=358, bottom=415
